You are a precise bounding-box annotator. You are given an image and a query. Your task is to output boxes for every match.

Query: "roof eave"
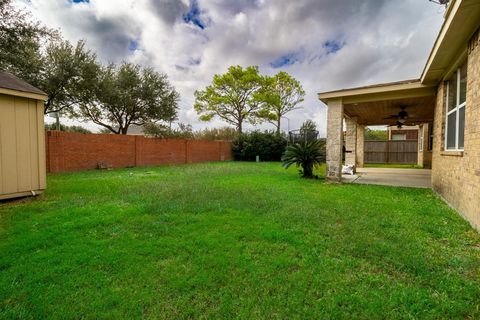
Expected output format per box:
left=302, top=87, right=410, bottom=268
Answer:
left=0, top=87, right=48, bottom=101
left=421, top=0, right=480, bottom=84
left=318, top=80, right=436, bottom=105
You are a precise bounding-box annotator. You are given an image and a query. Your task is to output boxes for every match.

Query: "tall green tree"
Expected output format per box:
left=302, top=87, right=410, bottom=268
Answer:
left=1, top=1, right=98, bottom=115
left=73, top=62, right=179, bottom=134
left=256, top=71, right=305, bottom=134
left=41, top=40, right=99, bottom=114
left=0, top=0, right=57, bottom=83
left=194, top=65, right=263, bottom=134
left=300, top=120, right=317, bottom=133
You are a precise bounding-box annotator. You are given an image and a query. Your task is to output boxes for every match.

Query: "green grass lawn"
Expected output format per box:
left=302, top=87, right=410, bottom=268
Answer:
left=1, top=162, right=479, bottom=319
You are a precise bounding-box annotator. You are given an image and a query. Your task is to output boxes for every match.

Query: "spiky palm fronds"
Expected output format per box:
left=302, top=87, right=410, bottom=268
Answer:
left=281, top=140, right=325, bottom=178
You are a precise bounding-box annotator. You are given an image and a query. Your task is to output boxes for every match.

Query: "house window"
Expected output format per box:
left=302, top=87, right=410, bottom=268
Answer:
left=445, top=62, right=466, bottom=151
left=392, top=133, right=406, bottom=141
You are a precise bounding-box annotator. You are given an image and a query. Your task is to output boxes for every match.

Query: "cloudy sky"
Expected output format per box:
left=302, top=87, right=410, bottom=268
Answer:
left=20, top=0, right=446, bottom=136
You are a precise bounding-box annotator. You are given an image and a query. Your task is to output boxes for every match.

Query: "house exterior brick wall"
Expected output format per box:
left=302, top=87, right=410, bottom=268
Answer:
left=390, top=129, right=418, bottom=140
left=431, top=28, right=480, bottom=231
left=417, top=123, right=432, bottom=168
left=46, top=131, right=233, bottom=173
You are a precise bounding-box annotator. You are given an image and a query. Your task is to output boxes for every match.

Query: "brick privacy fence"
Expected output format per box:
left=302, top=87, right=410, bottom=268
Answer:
left=46, top=131, right=233, bottom=173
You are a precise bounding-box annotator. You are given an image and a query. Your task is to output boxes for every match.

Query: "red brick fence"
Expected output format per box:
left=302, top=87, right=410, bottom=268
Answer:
left=46, top=131, right=233, bottom=173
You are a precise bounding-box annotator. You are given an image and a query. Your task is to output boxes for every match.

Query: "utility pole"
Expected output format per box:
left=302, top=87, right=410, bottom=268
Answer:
left=54, top=112, right=60, bottom=130
left=284, top=116, right=290, bottom=146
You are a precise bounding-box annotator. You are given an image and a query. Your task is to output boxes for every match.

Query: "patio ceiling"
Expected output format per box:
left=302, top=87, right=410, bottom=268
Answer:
left=318, top=79, right=437, bottom=126
left=344, top=95, right=436, bottom=126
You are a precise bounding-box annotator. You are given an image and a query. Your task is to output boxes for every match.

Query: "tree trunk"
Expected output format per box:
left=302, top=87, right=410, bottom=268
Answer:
left=302, top=162, right=313, bottom=178
left=237, top=121, right=242, bottom=134
left=276, top=118, right=281, bottom=135
left=120, top=126, right=129, bottom=135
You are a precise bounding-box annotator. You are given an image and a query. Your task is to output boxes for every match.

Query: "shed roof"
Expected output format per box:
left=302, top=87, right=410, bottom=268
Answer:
left=0, top=71, right=47, bottom=100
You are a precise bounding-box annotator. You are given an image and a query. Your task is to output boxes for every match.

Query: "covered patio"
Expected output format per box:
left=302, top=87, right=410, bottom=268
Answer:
left=342, top=167, right=432, bottom=188
left=318, top=79, right=436, bottom=183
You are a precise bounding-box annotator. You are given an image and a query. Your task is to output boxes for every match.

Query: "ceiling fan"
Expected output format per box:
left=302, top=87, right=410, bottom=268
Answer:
left=384, top=106, right=409, bottom=128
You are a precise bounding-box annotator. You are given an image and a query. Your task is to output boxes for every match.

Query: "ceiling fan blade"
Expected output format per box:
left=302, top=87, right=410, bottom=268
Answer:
left=383, top=115, right=398, bottom=119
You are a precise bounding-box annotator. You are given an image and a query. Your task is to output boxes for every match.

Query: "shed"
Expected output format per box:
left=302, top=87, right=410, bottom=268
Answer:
left=0, top=72, right=48, bottom=200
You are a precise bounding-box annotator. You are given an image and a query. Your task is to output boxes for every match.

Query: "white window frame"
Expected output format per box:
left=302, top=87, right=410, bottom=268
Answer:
left=391, top=133, right=406, bottom=141
left=444, top=66, right=466, bottom=151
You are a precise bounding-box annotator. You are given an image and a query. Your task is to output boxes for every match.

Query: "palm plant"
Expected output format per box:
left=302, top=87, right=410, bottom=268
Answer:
left=281, top=140, right=326, bottom=178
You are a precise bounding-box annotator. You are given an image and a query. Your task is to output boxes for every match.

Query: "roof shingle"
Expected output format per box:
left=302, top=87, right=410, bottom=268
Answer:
left=0, top=71, right=47, bottom=96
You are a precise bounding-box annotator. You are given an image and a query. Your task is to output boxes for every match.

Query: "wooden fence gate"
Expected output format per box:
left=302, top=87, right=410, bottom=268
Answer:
left=364, top=140, right=418, bottom=164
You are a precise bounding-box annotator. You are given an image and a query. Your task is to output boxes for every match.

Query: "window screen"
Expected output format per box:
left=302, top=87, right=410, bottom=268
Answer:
left=447, top=72, right=457, bottom=112
left=444, top=62, right=467, bottom=151
left=458, top=107, right=465, bottom=149
left=459, top=63, right=467, bottom=105
left=446, top=112, right=456, bottom=149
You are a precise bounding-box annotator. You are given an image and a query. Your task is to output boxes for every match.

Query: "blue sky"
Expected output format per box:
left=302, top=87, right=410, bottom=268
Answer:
left=24, top=0, right=445, bottom=135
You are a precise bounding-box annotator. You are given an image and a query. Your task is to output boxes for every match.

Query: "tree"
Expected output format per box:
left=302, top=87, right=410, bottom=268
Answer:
left=289, top=120, right=319, bottom=143
left=364, top=128, right=387, bottom=141
left=73, top=63, right=179, bottom=134
left=143, top=122, right=194, bottom=139
left=0, top=0, right=57, bottom=84
left=194, top=126, right=238, bottom=141
left=282, top=140, right=326, bottom=178
left=300, top=120, right=317, bottom=133
left=41, top=40, right=99, bottom=114
left=256, top=71, right=304, bottom=134
left=194, top=65, right=263, bottom=134
left=0, top=1, right=98, bottom=115
left=45, top=123, right=92, bottom=134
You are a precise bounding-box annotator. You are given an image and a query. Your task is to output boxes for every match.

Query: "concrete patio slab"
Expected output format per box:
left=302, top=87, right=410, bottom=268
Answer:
left=342, top=168, right=432, bottom=188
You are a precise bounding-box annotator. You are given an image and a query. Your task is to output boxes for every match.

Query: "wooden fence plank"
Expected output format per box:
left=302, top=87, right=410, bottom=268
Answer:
left=364, top=140, right=417, bottom=164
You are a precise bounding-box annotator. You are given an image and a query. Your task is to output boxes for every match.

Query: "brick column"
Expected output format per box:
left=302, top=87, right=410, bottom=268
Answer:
left=326, top=98, right=344, bottom=181
left=356, top=124, right=365, bottom=168
left=344, top=117, right=357, bottom=168
left=417, top=123, right=431, bottom=168
left=417, top=124, right=424, bottom=167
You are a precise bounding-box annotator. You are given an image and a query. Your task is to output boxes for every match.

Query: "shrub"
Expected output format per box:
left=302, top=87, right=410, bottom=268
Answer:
left=194, top=126, right=238, bottom=141
left=364, top=128, right=387, bottom=141
left=281, top=139, right=326, bottom=178
left=45, top=123, right=92, bottom=134
left=232, top=131, right=287, bottom=161
left=143, top=122, right=194, bottom=139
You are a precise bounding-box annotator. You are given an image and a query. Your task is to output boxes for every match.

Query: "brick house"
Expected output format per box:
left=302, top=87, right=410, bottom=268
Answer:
left=387, top=125, right=418, bottom=141
left=318, top=0, right=480, bottom=230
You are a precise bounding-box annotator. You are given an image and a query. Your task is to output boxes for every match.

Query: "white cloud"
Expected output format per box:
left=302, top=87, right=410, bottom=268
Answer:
left=23, top=0, right=444, bottom=135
